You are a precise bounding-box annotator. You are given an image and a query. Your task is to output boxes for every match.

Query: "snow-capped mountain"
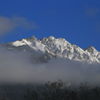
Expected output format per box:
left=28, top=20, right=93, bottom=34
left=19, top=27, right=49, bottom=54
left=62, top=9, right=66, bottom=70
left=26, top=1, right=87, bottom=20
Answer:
left=2, top=36, right=100, bottom=63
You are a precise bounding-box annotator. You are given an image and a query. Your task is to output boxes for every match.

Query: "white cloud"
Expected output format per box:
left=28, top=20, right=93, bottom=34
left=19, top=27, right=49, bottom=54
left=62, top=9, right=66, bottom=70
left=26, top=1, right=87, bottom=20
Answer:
left=0, top=16, right=36, bottom=36
left=85, top=8, right=99, bottom=17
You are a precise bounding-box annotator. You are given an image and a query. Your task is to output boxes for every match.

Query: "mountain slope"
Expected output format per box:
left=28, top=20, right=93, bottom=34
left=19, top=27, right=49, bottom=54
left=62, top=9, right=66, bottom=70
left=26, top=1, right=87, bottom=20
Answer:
left=2, top=36, right=100, bottom=63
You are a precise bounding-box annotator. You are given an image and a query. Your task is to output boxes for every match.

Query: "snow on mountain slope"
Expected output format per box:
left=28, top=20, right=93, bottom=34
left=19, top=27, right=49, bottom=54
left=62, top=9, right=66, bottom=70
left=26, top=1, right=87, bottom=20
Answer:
left=3, top=36, right=100, bottom=64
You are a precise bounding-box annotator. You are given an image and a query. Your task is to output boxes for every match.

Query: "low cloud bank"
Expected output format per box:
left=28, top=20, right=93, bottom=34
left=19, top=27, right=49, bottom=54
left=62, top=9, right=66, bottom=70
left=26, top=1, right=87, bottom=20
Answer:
left=0, top=47, right=100, bottom=86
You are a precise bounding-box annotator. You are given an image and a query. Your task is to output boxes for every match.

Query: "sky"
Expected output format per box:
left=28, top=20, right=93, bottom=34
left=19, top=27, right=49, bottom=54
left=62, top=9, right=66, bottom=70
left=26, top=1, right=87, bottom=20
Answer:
left=0, top=0, right=100, bottom=50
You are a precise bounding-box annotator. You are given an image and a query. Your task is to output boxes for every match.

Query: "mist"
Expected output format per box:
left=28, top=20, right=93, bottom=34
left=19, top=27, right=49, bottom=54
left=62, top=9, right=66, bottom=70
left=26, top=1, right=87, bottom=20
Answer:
left=0, top=46, right=100, bottom=86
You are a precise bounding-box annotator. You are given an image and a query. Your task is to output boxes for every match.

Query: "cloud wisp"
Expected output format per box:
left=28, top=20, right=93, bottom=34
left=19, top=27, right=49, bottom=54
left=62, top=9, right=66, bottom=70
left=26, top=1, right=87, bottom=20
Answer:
left=0, top=16, right=36, bottom=36
left=85, top=8, right=99, bottom=17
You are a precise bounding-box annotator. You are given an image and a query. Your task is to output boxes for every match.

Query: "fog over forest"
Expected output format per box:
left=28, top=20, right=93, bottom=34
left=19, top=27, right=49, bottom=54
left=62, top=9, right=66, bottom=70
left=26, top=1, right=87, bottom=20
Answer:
left=0, top=47, right=100, bottom=86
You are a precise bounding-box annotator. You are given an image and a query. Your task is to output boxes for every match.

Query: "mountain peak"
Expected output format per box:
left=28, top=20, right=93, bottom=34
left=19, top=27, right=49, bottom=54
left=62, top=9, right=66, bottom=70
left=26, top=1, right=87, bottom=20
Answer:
left=4, top=36, right=100, bottom=64
left=85, top=46, right=99, bottom=56
left=25, top=36, right=37, bottom=41
left=86, top=46, right=97, bottom=51
left=48, top=36, right=55, bottom=40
